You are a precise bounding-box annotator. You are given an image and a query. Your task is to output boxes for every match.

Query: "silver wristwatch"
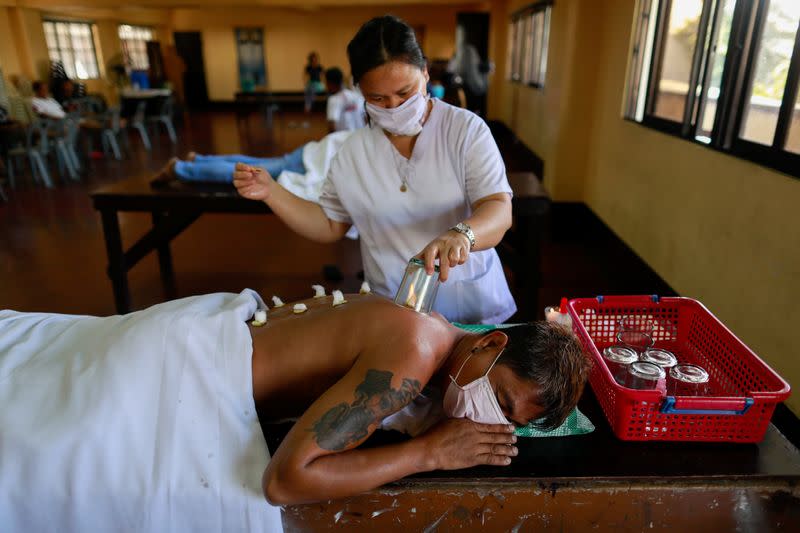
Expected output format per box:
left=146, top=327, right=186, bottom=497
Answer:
left=450, top=222, right=476, bottom=250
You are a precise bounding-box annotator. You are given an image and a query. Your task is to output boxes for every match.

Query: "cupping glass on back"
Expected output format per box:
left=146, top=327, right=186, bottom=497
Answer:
left=365, top=92, right=428, bottom=136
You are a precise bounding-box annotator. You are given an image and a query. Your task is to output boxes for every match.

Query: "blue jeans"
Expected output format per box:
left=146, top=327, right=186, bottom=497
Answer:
left=174, top=145, right=306, bottom=183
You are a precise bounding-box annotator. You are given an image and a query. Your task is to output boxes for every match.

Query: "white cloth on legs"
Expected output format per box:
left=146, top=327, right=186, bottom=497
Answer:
left=0, top=290, right=282, bottom=533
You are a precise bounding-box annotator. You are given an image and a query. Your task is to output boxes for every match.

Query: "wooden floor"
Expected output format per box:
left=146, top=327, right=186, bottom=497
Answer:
left=0, top=109, right=673, bottom=319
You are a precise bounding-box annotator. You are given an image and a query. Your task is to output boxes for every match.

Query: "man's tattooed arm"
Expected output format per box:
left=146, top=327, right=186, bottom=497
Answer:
left=311, top=369, right=421, bottom=451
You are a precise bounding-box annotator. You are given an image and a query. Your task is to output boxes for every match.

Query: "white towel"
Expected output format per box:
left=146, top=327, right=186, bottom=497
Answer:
left=0, top=290, right=282, bottom=533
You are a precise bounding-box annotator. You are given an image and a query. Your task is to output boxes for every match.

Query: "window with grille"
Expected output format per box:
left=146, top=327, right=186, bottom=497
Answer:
left=43, top=20, right=100, bottom=80
left=119, top=24, right=155, bottom=71
left=626, top=0, right=800, bottom=178
left=508, top=1, right=552, bottom=88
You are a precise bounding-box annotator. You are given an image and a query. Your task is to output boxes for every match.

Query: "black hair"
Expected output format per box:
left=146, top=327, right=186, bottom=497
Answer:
left=497, top=322, right=590, bottom=430
left=347, top=15, right=426, bottom=84
left=325, top=67, right=344, bottom=87
left=32, top=81, right=44, bottom=93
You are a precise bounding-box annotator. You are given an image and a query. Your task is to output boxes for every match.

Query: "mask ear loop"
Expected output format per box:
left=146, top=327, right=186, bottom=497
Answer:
left=484, top=347, right=506, bottom=377
left=450, top=347, right=478, bottom=386
left=450, top=345, right=506, bottom=386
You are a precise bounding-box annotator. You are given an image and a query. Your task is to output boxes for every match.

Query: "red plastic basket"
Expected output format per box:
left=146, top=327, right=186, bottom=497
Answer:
left=567, top=295, right=791, bottom=442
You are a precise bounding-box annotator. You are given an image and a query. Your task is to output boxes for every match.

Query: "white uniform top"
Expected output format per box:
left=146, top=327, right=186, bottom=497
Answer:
left=326, top=88, right=367, bottom=132
left=319, top=99, right=517, bottom=324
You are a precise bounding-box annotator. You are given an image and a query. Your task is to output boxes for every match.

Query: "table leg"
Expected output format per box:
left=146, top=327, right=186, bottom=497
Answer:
left=100, top=209, right=131, bottom=314
left=151, top=210, right=177, bottom=299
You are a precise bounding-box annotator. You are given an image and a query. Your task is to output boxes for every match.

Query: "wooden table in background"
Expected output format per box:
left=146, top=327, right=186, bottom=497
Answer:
left=90, top=172, right=549, bottom=315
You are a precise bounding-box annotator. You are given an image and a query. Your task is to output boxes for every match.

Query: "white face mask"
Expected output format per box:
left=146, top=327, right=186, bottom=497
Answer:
left=442, top=348, right=510, bottom=425
left=365, top=91, right=428, bottom=136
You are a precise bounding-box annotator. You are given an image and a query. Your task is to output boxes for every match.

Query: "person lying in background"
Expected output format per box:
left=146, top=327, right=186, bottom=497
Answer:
left=30, top=81, right=66, bottom=120
left=325, top=67, right=366, bottom=132
left=154, top=129, right=353, bottom=186
left=0, top=288, right=588, bottom=518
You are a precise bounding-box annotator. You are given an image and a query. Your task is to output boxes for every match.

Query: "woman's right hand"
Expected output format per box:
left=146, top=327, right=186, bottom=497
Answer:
left=420, top=418, right=518, bottom=470
left=233, top=162, right=273, bottom=202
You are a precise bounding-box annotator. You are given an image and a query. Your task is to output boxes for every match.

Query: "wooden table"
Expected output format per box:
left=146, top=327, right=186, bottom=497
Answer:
left=262, top=387, right=800, bottom=531
left=90, top=173, right=549, bottom=315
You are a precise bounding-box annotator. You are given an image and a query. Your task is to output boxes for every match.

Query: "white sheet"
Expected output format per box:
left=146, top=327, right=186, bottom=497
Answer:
left=0, top=290, right=282, bottom=532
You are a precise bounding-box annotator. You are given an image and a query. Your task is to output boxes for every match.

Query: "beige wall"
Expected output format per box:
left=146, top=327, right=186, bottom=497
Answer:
left=489, top=0, right=800, bottom=414
left=0, top=8, right=23, bottom=77
left=171, top=3, right=485, bottom=101
left=1, top=2, right=479, bottom=102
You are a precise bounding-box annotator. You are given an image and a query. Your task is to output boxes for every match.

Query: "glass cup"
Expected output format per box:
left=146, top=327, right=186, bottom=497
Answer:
left=603, top=345, right=638, bottom=386
left=640, top=348, right=678, bottom=369
left=624, top=361, right=665, bottom=390
left=668, top=364, right=710, bottom=396
left=618, top=316, right=655, bottom=335
left=617, top=316, right=655, bottom=354
left=617, top=330, right=655, bottom=354
left=393, top=258, right=440, bottom=314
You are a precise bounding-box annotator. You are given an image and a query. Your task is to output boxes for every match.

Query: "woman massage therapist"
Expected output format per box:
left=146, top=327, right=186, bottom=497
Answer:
left=234, top=15, right=516, bottom=324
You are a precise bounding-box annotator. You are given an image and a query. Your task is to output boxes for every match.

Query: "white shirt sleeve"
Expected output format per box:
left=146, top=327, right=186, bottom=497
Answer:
left=464, top=117, right=512, bottom=204
left=326, top=92, right=342, bottom=123
left=318, top=153, right=353, bottom=224
left=31, top=97, right=66, bottom=120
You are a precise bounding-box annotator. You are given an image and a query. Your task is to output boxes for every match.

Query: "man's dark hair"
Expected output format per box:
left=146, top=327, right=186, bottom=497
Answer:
left=325, top=67, right=344, bottom=87
left=497, top=322, right=590, bottom=430
left=347, top=15, right=426, bottom=84
left=32, top=81, right=44, bottom=93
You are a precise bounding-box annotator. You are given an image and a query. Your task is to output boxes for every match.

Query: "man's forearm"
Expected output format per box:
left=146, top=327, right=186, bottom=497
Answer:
left=265, top=437, right=432, bottom=505
left=264, top=183, right=343, bottom=243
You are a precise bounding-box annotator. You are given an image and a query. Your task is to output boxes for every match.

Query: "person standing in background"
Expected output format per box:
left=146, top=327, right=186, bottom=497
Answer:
left=325, top=67, right=366, bottom=132
left=304, top=52, right=325, bottom=115
left=448, top=26, right=491, bottom=117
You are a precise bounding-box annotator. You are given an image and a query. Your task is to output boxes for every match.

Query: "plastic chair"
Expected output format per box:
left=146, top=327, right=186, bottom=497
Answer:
left=22, top=120, right=55, bottom=188
left=100, top=106, right=127, bottom=160
left=129, top=101, right=151, bottom=151
left=147, top=95, right=177, bottom=144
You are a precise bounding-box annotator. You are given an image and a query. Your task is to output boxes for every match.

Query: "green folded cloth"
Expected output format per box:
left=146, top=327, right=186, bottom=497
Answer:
left=453, top=322, right=594, bottom=438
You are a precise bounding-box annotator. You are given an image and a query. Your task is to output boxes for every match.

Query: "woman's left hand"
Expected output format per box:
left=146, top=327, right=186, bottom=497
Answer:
left=417, top=230, right=471, bottom=282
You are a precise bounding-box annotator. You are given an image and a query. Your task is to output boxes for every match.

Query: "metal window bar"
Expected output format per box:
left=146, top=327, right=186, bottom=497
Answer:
left=681, top=0, right=716, bottom=137
left=693, top=0, right=727, bottom=140
left=644, top=0, right=672, bottom=117
left=626, top=0, right=655, bottom=118
left=539, top=7, right=551, bottom=86
left=773, top=16, right=800, bottom=149
left=729, top=0, right=770, bottom=147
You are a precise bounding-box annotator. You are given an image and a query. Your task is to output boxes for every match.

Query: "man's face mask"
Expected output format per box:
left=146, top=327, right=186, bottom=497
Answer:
left=442, top=347, right=510, bottom=425
left=364, top=80, right=429, bottom=136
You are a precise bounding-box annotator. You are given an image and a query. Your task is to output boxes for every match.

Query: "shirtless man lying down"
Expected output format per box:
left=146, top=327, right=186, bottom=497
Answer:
left=0, top=288, right=587, bottom=527
left=252, top=291, right=588, bottom=505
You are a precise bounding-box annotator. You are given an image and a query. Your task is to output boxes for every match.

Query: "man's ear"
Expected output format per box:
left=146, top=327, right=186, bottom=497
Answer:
left=478, top=330, right=509, bottom=351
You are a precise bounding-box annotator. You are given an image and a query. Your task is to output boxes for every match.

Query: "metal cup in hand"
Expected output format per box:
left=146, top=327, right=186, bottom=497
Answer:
left=394, top=258, right=440, bottom=314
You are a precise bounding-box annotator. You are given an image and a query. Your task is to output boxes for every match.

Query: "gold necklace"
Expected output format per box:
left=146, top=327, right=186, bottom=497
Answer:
left=390, top=142, right=410, bottom=193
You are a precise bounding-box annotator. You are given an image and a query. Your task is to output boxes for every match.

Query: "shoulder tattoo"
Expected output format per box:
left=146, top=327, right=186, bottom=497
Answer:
left=311, top=369, right=421, bottom=451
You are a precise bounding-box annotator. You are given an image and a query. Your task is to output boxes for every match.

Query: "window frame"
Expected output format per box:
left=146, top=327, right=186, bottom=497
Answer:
left=118, top=24, right=156, bottom=72
left=626, top=0, right=800, bottom=179
left=42, top=19, right=100, bottom=81
left=509, top=0, right=554, bottom=89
